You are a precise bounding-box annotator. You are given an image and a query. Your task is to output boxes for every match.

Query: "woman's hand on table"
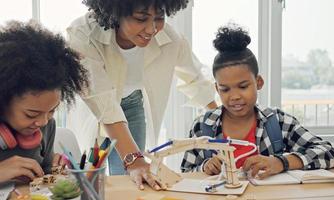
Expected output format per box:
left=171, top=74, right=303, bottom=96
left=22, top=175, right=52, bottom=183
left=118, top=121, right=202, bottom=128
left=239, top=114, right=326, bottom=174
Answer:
left=127, top=158, right=164, bottom=191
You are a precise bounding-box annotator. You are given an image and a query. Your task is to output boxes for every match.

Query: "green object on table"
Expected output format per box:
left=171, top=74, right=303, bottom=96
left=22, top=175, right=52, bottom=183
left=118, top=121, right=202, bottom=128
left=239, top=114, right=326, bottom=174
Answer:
left=49, top=179, right=82, bottom=200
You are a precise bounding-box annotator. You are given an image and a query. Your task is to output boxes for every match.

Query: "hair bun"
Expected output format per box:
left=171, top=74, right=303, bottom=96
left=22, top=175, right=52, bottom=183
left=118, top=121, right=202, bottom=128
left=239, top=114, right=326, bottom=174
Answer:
left=213, top=24, right=251, bottom=53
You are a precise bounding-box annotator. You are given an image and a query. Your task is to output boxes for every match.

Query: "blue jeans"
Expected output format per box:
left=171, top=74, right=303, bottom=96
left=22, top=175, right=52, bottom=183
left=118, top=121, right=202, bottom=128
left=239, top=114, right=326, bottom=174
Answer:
left=108, top=90, right=146, bottom=175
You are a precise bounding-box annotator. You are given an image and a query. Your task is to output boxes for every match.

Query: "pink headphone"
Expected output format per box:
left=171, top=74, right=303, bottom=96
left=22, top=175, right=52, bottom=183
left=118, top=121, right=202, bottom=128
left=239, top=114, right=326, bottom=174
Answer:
left=0, top=124, right=42, bottom=150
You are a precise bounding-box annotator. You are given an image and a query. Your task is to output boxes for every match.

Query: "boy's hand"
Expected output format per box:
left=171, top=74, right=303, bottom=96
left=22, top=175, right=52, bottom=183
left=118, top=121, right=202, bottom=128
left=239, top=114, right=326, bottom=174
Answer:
left=0, top=156, right=44, bottom=183
left=242, top=155, right=284, bottom=179
left=203, top=155, right=222, bottom=175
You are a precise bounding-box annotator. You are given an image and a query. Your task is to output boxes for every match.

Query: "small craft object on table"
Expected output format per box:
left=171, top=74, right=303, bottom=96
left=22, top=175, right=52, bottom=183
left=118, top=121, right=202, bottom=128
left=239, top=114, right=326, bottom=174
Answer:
left=145, top=136, right=249, bottom=195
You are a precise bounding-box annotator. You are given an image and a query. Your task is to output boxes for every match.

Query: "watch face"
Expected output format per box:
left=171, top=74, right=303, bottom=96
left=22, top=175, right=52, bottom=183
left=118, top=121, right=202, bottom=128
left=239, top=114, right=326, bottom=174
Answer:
left=124, top=154, right=134, bottom=163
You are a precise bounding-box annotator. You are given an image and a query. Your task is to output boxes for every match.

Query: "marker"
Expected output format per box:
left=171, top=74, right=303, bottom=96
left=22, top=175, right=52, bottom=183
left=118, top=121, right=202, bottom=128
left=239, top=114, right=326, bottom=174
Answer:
left=93, top=138, right=99, bottom=164
left=80, top=150, right=87, bottom=170
left=87, top=139, right=117, bottom=181
left=99, top=137, right=111, bottom=150
left=95, top=139, right=117, bottom=168
left=95, top=147, right=109, bottom=168
left=204, top=180, right=226, bottom=193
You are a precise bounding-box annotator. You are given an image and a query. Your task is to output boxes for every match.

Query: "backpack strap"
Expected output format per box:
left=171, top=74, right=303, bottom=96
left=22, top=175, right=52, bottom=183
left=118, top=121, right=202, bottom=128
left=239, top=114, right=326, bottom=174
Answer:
left=200, top=111, right=216, bottom=138
left=199, top=111, right=219, bottom=157
left=265, top=111, right=284, bottom=155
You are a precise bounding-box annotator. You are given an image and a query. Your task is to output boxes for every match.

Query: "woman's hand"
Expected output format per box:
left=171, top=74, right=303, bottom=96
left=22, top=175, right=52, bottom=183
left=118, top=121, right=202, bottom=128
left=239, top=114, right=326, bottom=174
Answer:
left=242, top=155, right=284, bottom=179
left=203, top=155, right=222, bottom=175
left=127, top=158, right=163, bottom=191
left=0, top=156, right=44, bottom=183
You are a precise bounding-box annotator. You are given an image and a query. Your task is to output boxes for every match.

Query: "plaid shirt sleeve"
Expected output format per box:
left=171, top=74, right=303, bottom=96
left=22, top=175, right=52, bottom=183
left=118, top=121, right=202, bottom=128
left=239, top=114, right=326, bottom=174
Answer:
left=277, top=109, right=334, bottom=169
left=180, top=116, right=208, bottom=172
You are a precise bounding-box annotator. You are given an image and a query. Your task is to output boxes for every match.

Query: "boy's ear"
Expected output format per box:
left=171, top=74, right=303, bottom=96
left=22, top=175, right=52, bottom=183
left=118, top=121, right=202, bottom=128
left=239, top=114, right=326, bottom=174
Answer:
left=256, top=75, right=264, bottom=90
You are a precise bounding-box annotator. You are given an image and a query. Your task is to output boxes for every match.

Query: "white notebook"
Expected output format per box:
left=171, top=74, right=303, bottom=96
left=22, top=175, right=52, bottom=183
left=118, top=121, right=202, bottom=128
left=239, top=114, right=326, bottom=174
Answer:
left=249, top=169, right=334, bottom=186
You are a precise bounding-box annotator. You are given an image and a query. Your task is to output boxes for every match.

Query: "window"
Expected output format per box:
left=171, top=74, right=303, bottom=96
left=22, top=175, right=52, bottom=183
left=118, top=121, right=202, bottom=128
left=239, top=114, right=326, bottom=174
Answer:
left=0, top=0, right=32, bottom=24
left=192, top=0, right=258, bottom=105
left=38, top=1, right=87, bottom=127
left=281, top=0, right=334, bottom=127
left=40, top=0, right=87, bottom=36
left=193, top=0, right=258, bottom=69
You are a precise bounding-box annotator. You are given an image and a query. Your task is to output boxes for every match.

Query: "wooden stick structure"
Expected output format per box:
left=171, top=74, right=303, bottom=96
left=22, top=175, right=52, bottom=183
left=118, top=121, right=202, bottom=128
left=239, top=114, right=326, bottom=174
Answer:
left=145, top=137, right=243, bottom=189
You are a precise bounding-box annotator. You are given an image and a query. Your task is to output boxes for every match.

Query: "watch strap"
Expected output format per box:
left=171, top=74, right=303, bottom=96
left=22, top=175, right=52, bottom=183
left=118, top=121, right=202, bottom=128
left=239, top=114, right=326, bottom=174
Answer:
left=123, top=151, right=144, bottom=170
left=274, top=154, right=289, bottom=172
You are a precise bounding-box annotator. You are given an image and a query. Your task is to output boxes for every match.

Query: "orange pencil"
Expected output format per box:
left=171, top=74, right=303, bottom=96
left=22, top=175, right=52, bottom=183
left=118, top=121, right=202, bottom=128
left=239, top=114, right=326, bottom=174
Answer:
left=96, top=139, right=117, bottom=168
left=95, top=146, right=110, bottom=168
left=86, top=148, right=108, bottom=180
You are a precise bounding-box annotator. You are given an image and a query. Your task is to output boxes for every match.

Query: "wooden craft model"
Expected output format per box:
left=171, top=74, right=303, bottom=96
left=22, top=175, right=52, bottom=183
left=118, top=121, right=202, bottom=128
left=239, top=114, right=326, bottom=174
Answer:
left=144, top=136, right=243, bottom=189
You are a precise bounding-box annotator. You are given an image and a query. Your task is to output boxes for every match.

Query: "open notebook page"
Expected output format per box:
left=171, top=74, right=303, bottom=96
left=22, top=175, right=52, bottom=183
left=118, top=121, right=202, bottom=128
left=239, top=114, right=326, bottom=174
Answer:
left=288, top=169, right=334, bottom=183
left=248, top=172, right=300, bottom=186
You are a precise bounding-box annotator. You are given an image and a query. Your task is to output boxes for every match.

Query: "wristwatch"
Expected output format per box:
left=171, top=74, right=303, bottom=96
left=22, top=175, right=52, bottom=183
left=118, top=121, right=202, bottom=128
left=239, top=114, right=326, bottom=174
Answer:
left=274, top=154, right=289, bottom=172
left=123, top=151, right=144, bottom=170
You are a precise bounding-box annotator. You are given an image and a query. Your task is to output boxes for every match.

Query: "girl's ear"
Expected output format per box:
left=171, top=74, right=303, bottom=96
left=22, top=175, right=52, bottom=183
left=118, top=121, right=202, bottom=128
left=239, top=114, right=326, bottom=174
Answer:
left=256, top=75, right=264, bottom=90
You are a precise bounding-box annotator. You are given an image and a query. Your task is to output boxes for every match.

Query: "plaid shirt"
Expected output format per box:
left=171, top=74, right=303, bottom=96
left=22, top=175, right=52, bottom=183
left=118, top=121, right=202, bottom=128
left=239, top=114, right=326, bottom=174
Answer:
left=181, top=105, right=334, bottom=172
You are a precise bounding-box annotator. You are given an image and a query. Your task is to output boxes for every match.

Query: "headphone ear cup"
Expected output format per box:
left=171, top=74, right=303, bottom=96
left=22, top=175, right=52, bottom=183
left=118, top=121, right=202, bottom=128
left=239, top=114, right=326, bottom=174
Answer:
left=0, top=124, right=18, bottom=149
left=16, top=129, right=42, bottom=149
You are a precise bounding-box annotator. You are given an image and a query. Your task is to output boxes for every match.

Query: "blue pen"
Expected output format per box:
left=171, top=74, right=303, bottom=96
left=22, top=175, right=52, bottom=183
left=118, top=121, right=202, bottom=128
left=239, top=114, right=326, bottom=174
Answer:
left=58, top=142, right=100, bottom=200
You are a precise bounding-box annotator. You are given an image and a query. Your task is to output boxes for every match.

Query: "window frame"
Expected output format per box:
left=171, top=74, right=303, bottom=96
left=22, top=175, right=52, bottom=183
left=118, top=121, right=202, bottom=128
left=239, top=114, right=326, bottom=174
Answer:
left=268, top=0, right=334, bottom=135
left=258, top=0, right=282, bottom=108
left=32, top=0, right=40, bottom=22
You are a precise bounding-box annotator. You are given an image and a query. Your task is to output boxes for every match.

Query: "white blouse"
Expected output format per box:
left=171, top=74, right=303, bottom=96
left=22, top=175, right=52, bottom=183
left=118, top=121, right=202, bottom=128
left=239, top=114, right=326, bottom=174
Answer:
left=67, top=13, right=216, bottom=145
left=118, top=46, right=144, bottom=98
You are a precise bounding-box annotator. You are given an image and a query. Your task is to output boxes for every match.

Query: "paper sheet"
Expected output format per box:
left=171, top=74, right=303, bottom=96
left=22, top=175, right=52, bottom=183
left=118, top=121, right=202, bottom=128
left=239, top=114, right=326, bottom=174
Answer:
left=0, top=182, right=14, bottom=200
left=167, top=179, right=249, bottom=195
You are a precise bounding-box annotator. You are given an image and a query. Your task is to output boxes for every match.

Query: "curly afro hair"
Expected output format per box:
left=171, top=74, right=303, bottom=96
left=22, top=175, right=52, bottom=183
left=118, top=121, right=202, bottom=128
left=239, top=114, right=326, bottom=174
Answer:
left=83, top=0, right=189, bottom=30
left=212, top=24, right=258, bottom=78
left=0, top=21, right=89, bottom=116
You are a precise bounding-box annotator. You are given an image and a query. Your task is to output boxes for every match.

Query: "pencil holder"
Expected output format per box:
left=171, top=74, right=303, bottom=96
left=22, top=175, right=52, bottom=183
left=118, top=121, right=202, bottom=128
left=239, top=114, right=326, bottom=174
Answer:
left=68, top=166, right=106, bottom=200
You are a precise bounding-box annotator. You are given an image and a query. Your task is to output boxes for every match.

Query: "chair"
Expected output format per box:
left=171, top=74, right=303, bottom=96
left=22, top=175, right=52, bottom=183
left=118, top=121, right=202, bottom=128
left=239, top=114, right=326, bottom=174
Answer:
left=54, top=127, right=82, bottom=161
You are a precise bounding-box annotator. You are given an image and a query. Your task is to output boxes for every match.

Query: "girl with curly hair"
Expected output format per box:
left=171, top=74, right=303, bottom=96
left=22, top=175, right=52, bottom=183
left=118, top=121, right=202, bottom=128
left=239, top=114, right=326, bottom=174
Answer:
left=0, top=21, right=89, bottom=183
left=67, top=0, right=217, bottom=190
